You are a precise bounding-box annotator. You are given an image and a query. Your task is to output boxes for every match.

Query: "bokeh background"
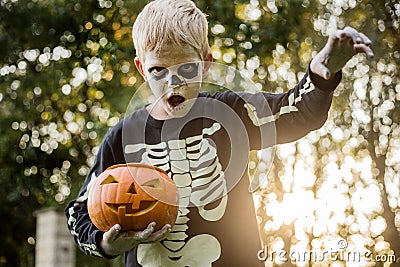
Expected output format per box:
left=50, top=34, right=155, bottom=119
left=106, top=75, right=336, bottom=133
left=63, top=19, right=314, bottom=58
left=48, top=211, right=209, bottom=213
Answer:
left=0, top=0, right=399, bottom=266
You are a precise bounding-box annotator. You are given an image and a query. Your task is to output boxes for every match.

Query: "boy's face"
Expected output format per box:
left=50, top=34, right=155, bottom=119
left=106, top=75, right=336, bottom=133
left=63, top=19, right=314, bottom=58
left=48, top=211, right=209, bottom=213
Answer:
left=135, top=45, right=212, bottom=119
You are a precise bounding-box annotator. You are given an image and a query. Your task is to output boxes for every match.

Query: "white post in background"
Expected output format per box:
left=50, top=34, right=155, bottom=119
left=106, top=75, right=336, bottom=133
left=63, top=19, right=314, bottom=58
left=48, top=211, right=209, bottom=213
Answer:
left=35, top=207, right=75, bottom=267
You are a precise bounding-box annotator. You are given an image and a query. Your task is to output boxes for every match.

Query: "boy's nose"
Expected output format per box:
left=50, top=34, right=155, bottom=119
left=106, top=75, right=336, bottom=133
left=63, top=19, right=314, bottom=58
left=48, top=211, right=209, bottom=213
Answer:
left=168, top=75, right=183, bottom=87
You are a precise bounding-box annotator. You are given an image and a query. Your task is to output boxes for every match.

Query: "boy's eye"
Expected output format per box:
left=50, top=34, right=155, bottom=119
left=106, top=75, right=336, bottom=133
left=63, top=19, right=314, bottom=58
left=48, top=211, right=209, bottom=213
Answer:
left=149, top=67, right=168, bottom=80
left=178, top=63, right=199, bottom=79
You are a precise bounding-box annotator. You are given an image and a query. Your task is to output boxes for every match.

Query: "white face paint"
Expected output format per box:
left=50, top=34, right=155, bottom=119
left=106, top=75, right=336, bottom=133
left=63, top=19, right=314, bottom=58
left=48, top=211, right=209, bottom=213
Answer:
left=139, top=45, right=206, bottom=119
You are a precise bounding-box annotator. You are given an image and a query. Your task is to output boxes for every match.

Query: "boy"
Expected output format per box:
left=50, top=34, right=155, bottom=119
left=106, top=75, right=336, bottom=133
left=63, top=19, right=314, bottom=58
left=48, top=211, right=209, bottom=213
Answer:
left=65, top=0, right=373, bottom=266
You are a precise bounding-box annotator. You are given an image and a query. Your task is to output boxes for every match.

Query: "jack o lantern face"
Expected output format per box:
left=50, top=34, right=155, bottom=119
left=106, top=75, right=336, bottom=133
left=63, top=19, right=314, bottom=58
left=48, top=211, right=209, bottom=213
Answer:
left=88, top=163, right=179, bottom=232
left=100, top=174, right=163, bottom=217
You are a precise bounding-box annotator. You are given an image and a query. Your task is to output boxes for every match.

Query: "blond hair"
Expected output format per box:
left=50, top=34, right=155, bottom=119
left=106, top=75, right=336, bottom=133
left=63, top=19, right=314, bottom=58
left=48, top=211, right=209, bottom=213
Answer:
left=132, top=0, right=210, bottom=61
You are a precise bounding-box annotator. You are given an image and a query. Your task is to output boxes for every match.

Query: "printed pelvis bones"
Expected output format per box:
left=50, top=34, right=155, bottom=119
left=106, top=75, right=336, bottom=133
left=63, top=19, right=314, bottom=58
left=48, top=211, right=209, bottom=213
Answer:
left=125, top=122, right=227, bottom=266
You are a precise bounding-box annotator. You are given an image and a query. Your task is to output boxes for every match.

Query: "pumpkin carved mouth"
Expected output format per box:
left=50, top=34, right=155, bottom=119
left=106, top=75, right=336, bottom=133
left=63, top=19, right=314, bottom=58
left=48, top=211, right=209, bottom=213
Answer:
left=106, top=201, right=158, bottom=216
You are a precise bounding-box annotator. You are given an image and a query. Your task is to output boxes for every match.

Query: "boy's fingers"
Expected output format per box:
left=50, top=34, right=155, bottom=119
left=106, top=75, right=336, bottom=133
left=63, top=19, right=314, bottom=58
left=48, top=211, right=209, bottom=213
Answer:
left=337, top=27, right=372, bottom=47
left=145, top=222, right=156, bottom=232
left=340, top=33, right=357, bottom=46
left=104, top=224, right=122, bottom=242
left=157, top=224, right=171, bottom=236
left=140, top=222, right=156, bottom=238
left=358, top=32, right=372, bottom=45
left=354, top=44, right=374, bottom=58
left=124, top=222, right=156, bottom=240
left=145, top=224, right=171, bottom=243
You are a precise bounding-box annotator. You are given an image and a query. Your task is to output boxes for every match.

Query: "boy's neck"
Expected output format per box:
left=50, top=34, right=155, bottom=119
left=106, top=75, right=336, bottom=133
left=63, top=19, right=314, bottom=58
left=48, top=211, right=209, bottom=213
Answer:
left=146, top=103, right=168, bottom=121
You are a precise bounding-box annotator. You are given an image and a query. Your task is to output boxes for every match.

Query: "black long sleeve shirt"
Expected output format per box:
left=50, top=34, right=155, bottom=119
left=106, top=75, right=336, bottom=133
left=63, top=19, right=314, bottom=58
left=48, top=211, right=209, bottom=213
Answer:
left=65, top=68, right=341, bottom=267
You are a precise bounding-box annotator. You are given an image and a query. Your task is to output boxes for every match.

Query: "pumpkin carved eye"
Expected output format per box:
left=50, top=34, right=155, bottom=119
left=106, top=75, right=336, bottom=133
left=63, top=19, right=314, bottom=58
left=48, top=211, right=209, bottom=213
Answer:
left=100, top=174, right=120, bottom=185
left=128, top=183, right=138, bottom=194
left=142, top=178, right=162, bottom=189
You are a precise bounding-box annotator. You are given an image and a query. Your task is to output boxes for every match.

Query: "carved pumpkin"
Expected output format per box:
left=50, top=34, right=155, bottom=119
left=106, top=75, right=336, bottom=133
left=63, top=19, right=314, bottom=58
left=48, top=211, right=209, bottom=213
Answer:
left=88, top=163, right=179, bottom=232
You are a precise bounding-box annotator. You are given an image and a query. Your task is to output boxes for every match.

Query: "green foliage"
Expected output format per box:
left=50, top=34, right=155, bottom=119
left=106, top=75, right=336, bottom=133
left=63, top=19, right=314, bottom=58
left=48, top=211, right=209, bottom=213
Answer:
left=0, top=0, right=143, bottom=265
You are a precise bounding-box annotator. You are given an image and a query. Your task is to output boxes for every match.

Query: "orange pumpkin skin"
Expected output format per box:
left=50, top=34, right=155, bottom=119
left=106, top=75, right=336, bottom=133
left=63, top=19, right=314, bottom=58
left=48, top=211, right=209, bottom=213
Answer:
left=88, top=163, right=179, bottom=232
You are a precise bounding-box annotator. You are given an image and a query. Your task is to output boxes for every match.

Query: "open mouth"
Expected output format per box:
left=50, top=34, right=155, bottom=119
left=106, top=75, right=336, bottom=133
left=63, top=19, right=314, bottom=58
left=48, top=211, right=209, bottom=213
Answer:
left=167, top=95, right=186, bottom=108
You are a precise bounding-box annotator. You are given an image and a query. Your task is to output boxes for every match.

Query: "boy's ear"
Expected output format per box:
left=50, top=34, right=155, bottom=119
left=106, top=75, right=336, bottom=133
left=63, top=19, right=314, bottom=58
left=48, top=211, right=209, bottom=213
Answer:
left=202, top=53, right=213, bottom=76
left=134, top=57, right=147, bottom=80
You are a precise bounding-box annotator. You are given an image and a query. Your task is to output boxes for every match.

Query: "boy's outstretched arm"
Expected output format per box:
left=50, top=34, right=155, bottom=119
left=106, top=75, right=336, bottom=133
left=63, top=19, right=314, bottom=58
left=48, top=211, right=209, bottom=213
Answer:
left=311, top=26, right=374, bottom=80
left=237, top=26, right=374, bottom=146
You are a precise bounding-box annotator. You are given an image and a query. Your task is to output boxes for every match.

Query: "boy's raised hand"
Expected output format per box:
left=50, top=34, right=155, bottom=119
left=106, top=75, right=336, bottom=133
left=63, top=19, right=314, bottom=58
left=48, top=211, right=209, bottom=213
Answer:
left=311, top=26, right=374, bottom=80
left=100, top=222, right=171, bottom=256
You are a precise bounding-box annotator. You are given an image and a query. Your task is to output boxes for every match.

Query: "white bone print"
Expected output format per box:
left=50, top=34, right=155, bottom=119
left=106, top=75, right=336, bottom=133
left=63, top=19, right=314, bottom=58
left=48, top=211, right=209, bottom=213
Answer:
left=124, top=123, right=227, bottom=266
left=137, top=234, right=220, bottom=267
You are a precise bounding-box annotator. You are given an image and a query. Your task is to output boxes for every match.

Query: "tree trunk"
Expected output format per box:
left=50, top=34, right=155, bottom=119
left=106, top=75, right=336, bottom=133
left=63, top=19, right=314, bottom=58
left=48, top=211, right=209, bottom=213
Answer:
left=279, top=223, right=297, bottom=267
left=368, top=140, right=400, bottom=260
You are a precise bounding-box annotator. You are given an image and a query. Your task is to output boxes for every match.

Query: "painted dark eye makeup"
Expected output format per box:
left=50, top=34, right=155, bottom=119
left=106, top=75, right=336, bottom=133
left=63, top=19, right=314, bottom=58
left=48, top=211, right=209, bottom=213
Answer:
left=148, top=66, right=168, bottom=80
left=177, top=63, right=199, bottom=79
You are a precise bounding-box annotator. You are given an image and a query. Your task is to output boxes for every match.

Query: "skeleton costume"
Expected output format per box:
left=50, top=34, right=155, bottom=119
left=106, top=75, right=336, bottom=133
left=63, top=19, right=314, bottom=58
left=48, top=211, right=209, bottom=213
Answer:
left=65, top=68, right=341, bottom=267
